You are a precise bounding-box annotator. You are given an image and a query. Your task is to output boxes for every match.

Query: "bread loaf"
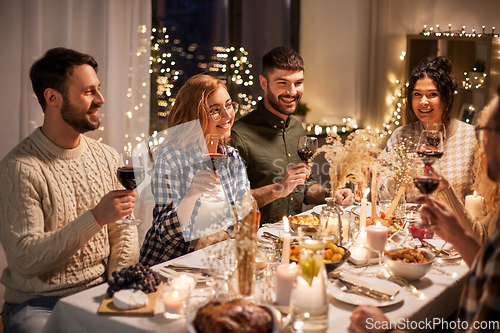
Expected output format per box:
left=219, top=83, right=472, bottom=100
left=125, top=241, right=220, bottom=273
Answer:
left=194, top=299, right=273, bottom=333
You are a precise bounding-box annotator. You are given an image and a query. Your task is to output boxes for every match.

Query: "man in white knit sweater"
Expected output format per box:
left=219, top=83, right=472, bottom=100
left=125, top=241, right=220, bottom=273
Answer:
left=0, top=48, right=139, bottom=333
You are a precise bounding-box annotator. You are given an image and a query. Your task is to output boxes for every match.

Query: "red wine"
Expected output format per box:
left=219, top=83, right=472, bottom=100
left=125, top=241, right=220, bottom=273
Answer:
left=297, top=149, right=314, bottom=162
left=416, top=150, right=444, bottom=159
left=413, top=177, right=440, bottom=195
left=209, top=153, right=227, bottom=161
left=117, top=166, right=145, bottom=190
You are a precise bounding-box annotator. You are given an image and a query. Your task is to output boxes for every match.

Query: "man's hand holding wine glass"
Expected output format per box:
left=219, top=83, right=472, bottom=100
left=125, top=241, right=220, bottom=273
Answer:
left=273, top=162, right=311, bottom=197
left=91, top=190, right=137, bottom=227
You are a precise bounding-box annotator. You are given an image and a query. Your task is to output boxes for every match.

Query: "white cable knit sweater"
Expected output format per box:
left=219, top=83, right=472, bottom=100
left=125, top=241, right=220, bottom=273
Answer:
left=379, top=119, right=476, bottom=203
left=0, top=128, right=139, bottom=304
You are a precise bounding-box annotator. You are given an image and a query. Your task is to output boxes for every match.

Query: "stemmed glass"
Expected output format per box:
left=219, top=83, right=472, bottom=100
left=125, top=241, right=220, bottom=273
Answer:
left=203, top=134, right=228, bottom=202
left=297, top=136, right=318, bottom=162
left=412, top=159, right=440, bottom=198
left=116, top=151, right=145, bottom=225
left=416, top=130, right=444, bottom=165
left=426, top=123, right=446, bottom=140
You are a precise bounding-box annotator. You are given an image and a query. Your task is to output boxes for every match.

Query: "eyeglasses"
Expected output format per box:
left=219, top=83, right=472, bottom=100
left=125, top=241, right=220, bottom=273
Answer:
left=208, top=102, right=239, bottom=121
left=475, top=126, right=500, bottom=141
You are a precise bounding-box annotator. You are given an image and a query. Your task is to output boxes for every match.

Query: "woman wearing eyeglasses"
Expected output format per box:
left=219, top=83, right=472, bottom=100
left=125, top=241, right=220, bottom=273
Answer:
left=378, top=56, right=477, bottom=204
left=140, top=74, right=251, bottom=265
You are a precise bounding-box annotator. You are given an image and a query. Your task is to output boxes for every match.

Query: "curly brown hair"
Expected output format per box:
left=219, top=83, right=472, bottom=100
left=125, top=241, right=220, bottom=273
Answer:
left=404, top=56, right=457, bottom=125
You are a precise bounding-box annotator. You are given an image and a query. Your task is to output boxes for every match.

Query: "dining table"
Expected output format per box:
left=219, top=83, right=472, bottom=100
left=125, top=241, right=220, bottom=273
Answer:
left=42, top=204, right=470, bottom=333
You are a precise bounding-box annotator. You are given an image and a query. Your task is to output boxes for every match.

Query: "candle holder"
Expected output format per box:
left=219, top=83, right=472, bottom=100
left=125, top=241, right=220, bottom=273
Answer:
left=289, top=235, right=329, bottom=331
left=318, top=202, right=345, bottom=245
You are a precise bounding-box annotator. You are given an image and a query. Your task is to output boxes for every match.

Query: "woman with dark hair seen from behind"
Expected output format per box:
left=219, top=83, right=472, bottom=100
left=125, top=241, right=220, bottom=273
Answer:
left=379, top=56, right=476, bottom=204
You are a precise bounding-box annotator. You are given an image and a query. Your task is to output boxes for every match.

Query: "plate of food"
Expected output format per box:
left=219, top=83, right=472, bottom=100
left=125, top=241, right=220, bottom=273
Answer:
left=186, top=298, right=281, bottom=333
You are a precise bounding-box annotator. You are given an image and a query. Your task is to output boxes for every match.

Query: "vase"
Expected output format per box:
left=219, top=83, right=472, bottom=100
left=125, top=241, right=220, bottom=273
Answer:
left=235, top=200, right=259, bottom=297
left=289, top=239, right=329, bottom=331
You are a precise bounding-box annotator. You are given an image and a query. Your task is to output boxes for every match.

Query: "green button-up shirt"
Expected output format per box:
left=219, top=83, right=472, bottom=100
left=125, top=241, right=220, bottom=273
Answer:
left=231, top=101, right=316, bottom=224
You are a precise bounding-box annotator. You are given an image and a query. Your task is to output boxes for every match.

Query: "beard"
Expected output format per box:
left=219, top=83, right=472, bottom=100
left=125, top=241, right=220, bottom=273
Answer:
left=266, top=88, right=301, bottom=116
left=61, top=99, right=100, bottom=134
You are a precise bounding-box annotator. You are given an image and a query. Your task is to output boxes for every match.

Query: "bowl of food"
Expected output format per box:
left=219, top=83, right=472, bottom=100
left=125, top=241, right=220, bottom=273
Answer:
left=384, top=247, right=435, bottom=281
left=289, top=240, right=350, bottom=273
left=289, top=214, right=319, bottom=233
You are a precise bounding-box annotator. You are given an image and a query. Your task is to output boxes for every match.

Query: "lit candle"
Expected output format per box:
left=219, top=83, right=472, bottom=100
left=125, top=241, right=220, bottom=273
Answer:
left=371, top=164, right=378, bottom=218
left=465, top=191, right=483, bottom=218
left=366, top=223, right=389, bottom=259
left=170, top=274, right=196, bottom=293
left=360, top=188, right=371, bottom=232
left=282, top=216, right=291, bottom=264
left=162, top=290, right=189, bottom=319
left=276, top=262, right=297, bottom=306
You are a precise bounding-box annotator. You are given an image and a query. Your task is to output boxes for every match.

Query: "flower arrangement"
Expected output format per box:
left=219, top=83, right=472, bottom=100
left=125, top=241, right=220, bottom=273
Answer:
left=379, top=137, right=418, bottom=191
left=311, top=129, right=383, bottom=196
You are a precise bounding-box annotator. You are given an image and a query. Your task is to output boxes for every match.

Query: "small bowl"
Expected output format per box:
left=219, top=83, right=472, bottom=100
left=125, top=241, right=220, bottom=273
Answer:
left=290, top=246, right=350, bottom=273
left=325, top=247, right=351, bottom=273
left=384, top=248, right=435, bottom=281
left=289, top=214, right=319, bottom=233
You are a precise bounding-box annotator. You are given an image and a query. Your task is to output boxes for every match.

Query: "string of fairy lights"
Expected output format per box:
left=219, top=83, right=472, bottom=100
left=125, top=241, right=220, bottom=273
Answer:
left=148, top=23, right=499, bottom=141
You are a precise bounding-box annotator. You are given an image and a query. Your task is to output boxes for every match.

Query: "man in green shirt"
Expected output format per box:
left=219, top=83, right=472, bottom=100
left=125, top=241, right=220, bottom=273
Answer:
left=231, top=46, right=353, bottom=224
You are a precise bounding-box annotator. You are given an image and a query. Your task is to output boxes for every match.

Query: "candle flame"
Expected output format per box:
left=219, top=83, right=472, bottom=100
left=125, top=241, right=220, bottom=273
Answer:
left=283, top=216, right=290, bottom=233
left=376, top=221, right=381, bottom=227
left=363, top=188, right=371, bottom=199
left=289, top=262, right=297, bottom=269
left=474, top=190, right=477, bottom=197
left=172, top=290, right=179, bottom=297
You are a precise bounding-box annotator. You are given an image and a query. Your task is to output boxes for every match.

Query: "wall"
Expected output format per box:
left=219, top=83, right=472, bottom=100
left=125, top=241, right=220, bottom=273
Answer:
left=300, top=0, right=500, bottom=132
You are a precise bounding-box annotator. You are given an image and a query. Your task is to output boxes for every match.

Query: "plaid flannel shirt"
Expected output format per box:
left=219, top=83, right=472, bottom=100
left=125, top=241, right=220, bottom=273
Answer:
left=457, top=214, right=500, bottom=332
left=140, top=142, right=250, bottom=266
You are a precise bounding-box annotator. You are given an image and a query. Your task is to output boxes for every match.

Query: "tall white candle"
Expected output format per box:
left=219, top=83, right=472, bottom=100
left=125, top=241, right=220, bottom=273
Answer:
left=366, top=223, right=389, bottom=259
left=276, top=262, right=297, bottom=306
left=360, top=188, right=370, bottom=232
left=282, top=216, right=291, bottom=264
left=371, top=164, right=378, bottom=218
left=465, top=191, right=483, bottom=218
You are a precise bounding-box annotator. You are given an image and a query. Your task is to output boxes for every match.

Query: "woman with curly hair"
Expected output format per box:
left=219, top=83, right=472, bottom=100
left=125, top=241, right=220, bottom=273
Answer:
left=379, top=56, right=477, bottom=204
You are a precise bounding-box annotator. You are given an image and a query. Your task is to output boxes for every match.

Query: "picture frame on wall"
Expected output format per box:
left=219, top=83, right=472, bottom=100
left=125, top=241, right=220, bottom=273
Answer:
left=459, top=104, right=478, bottom=125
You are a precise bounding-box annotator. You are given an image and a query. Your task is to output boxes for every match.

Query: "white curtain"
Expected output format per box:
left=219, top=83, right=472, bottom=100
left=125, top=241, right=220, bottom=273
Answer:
left=2, top=0, right=151, bottom=154
left=0, top=0, right=152, bottom=307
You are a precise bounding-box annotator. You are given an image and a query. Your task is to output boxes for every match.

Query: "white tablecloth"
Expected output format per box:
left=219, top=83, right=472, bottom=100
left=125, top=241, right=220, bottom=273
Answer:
left=43, top=205, right=469, bottom=333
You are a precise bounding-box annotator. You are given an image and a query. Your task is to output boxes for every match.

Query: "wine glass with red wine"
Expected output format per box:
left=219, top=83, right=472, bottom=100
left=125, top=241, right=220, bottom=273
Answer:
left=116, top=151, right=145, bottom=225
left=426, top=123, right=446, bottom=140
left=412, top=160, right=440, bottom=197
left=416, top=130, right=444, bottom=164
left=297, top=136, right=318, bottom=162
left=204, top=134, right=227, bottom=202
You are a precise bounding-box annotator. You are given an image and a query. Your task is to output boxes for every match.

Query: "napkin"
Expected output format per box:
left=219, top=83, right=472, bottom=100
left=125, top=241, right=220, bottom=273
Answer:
left=337, top=272, right=400, bottom=297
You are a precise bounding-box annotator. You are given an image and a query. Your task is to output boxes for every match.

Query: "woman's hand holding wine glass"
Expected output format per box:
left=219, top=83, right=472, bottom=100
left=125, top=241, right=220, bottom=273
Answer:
left=115, top=151, right=145, bottom=225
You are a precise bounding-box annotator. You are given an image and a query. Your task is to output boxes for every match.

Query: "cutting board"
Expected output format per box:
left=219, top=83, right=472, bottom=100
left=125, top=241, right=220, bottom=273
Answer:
left=98, top=282, right=163, bottom=316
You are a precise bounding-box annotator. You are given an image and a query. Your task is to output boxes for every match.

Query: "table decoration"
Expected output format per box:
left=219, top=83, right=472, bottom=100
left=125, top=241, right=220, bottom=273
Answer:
left=290, top=236, right=329, bottom=331
left=276, top=262, right=297, bottom=306
left=163, top=289, right=189, bottom=319
left=378, top=137, right=418, bottom=216
left=235, top=199, right=260, bottom=297
left=281, top=216, right=291, bottom=263
left=311, top=128, right=383, bottom=197
left=366, top=223, right=389, bottom=258
left=371, top=163, right=379, bottom=218
left=465, top=191, right=484, bottom=218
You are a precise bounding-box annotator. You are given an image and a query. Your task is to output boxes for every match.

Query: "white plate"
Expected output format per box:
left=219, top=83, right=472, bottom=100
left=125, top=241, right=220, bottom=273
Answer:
left=424, top=239, right=461, bottom=261
left=329, top=277, right=404, bottom=307
left=185, top=303, right=281, bottom=333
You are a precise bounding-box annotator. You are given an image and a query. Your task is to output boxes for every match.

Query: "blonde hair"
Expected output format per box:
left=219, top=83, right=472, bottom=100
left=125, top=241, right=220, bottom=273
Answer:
left=167, top=74, right=227, bottom=133
left=472, top=96, right=500, bottom=215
